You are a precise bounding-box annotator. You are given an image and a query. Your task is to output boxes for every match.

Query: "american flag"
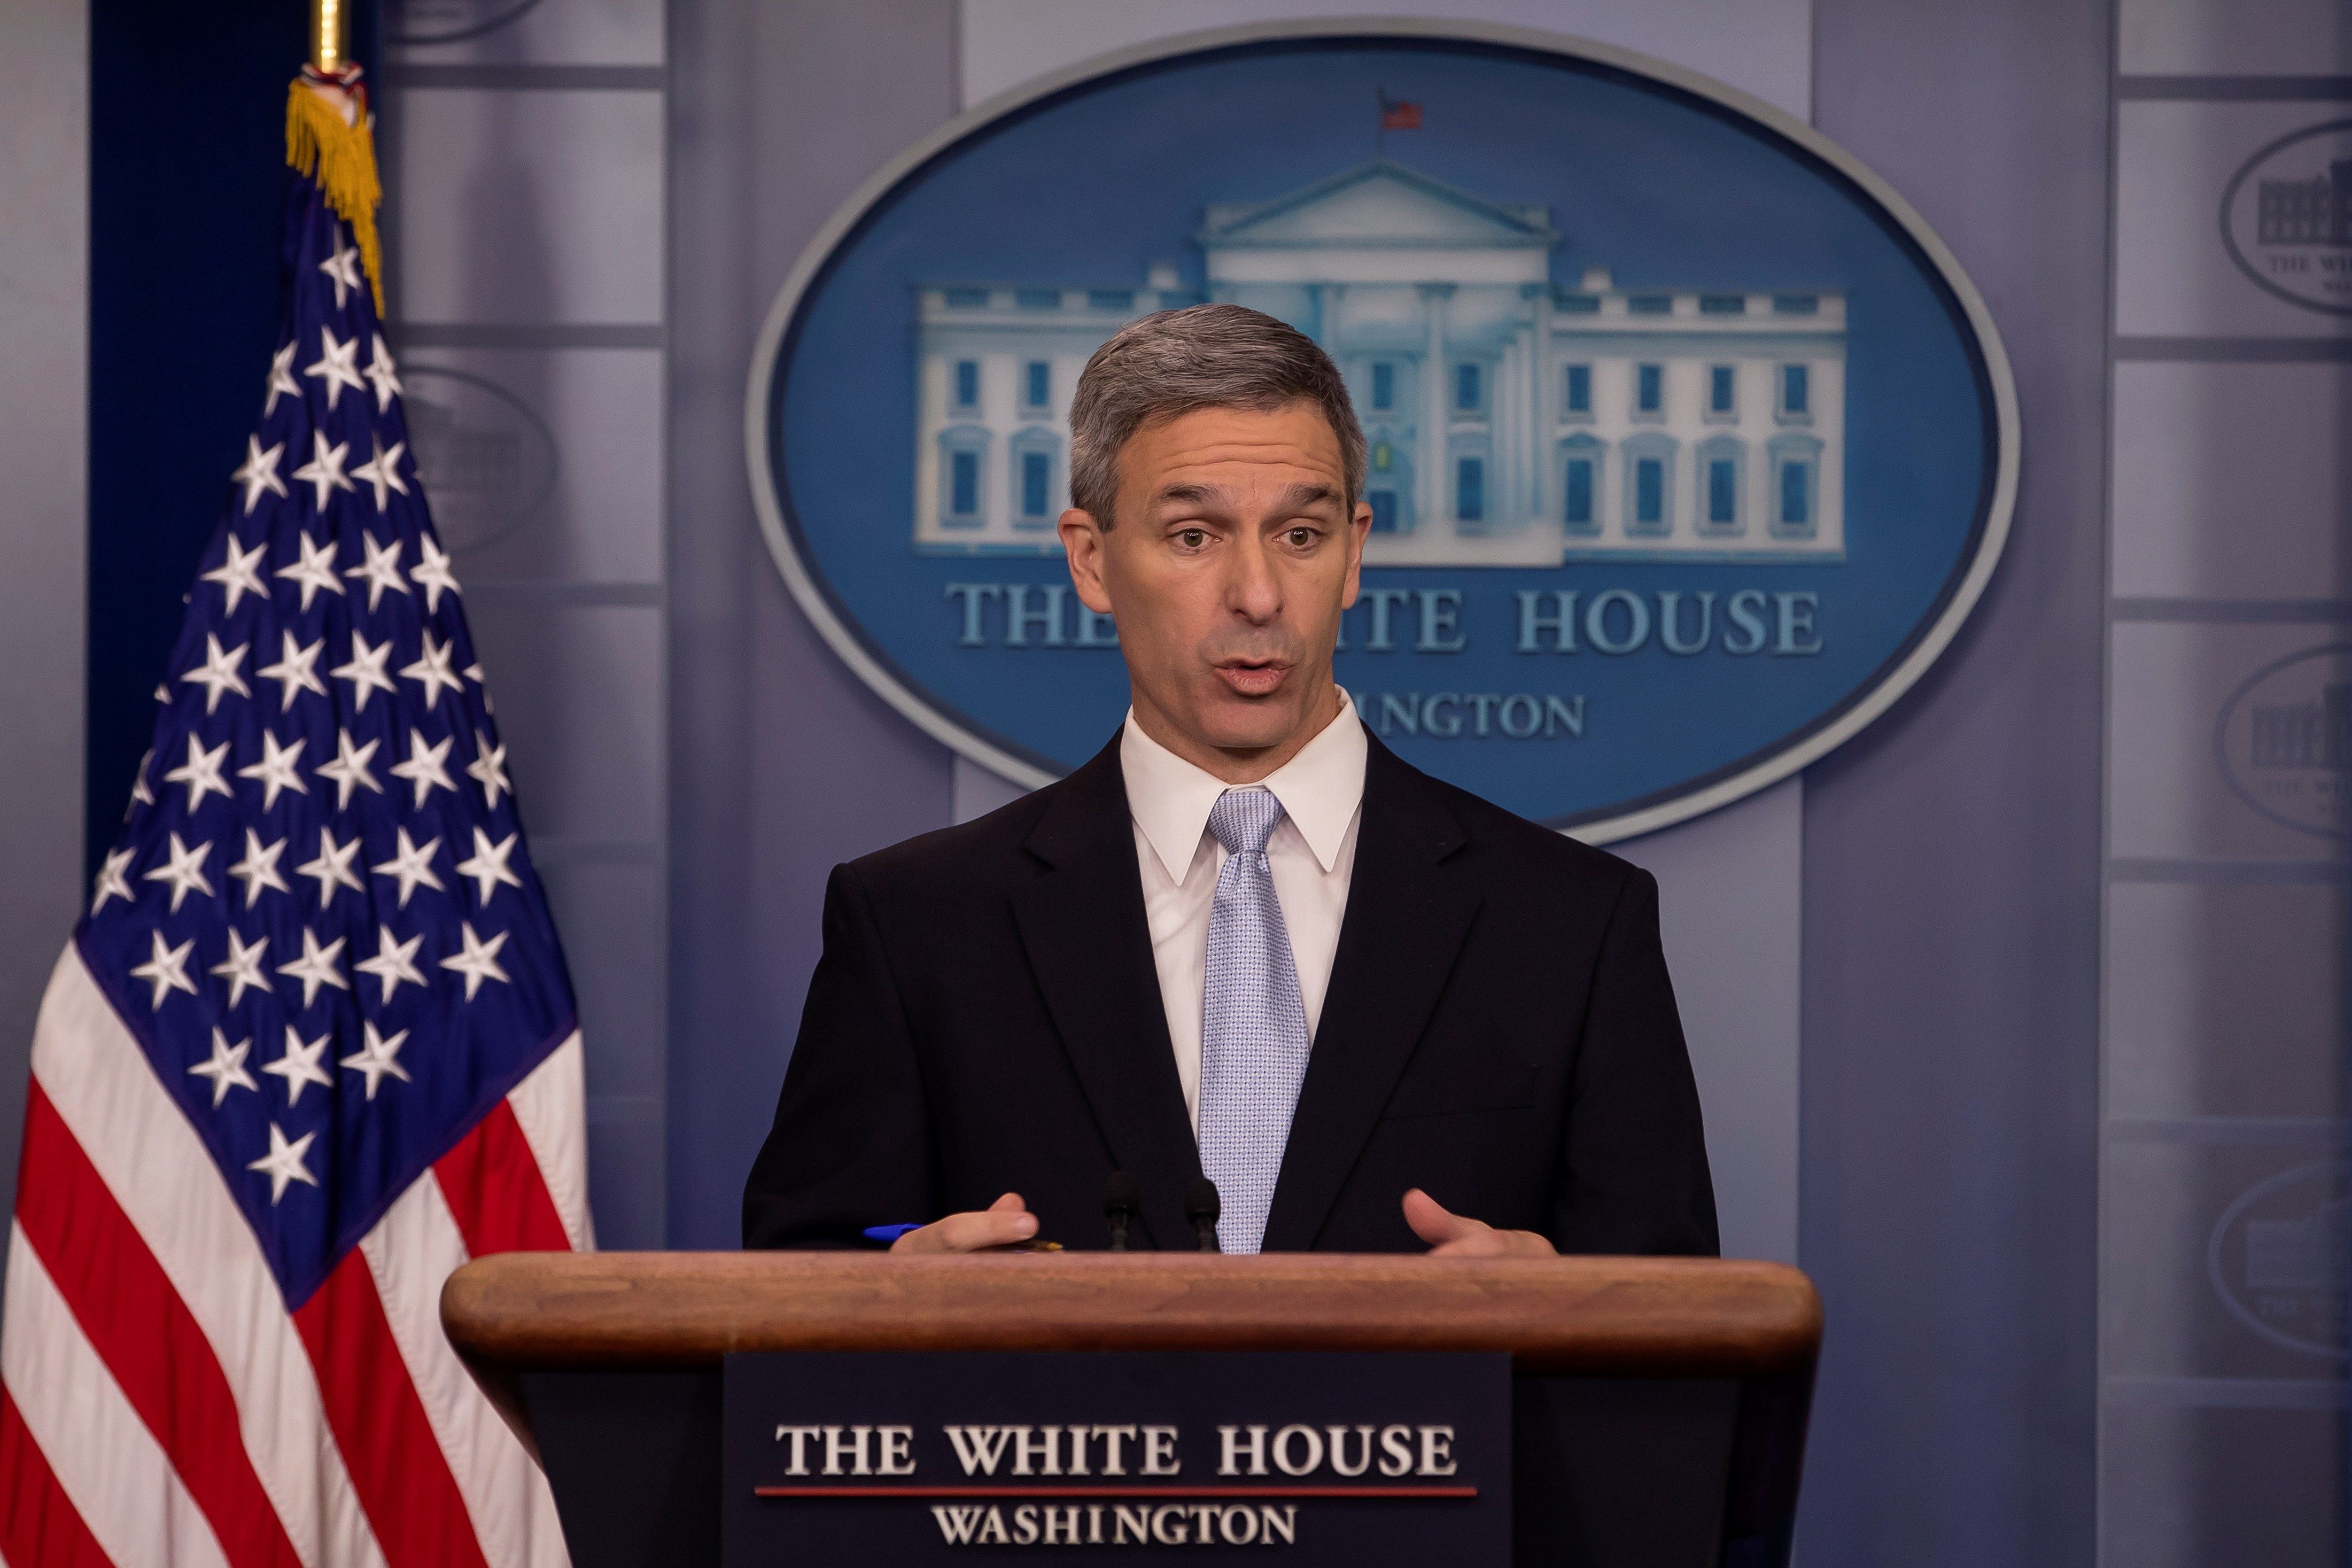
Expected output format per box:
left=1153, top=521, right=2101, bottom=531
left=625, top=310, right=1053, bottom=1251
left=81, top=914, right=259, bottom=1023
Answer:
left=0, top=80, right=587, bottom=1568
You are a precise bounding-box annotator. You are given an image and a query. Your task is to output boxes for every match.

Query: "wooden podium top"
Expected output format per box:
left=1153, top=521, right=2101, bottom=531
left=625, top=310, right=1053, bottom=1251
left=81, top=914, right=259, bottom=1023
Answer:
left=441, top=1251, right=1819, bottom=1379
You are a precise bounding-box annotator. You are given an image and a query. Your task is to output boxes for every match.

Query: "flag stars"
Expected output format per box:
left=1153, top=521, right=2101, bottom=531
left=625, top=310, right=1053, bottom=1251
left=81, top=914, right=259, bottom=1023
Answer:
left=292, top=431, right=355, bottom=511
left=90, top=847, right=136, bottom=915
left=345, top=532, right=412, bottom=612
left=209, top=929, right=271, bottom=1008
left=455, top=828, right=522, bottom=905
left=276, top=927, right=349, bottom=1008
left=402, top=630, right=464, bottom=710
left=276, top=531, right=346, bottom=611
left=227, top=828, right=290, bottom=908
left=356, top=925, right=430, bottom=1004
left=129, top=747, right=157, bottom=809
left=410, top=534, right=461, bottom=614
left=390, top=729, right=457, bottom=809
left=230, top=438, right=289, bottom=517
left=316, top=729, right=384, bottom=810
left=319, top=235, right=364, bottom=311
left=235, top=731, right=309, bottom=811
left=352, top=435, right=409, bottom=513
left=264, top=1026, right=334, bottom=1107
left=247, top=1122, right=320, bottom=1205
left=296, top=826, right=365, bottom=909
left=129, top=930, right=198, bottom=1009
left=364, top=333, right=402, bottom=413
left=203, top=532, right=271, bottom=611
left=258, top=631, right=327, bottom=711
left=331, top=630, right=397, bottom=712
left=143, top=832, right=215, bottom=913
left=189, top=1028, right=258, bottom=1108
left=467, top=731, right=511, bottom=810
left=262, top=340, right=301, bottom=418
left=303, top=323, right=366, bottom=411
left=162, top=733, right=233, bottom=812
left=371, top=827, right=446, bottom=908
left=181, top=633, right=252, bottom=713
left=440, top=922, right=512, bottom=1001
left=340, top=1022, right=412, bottom=1101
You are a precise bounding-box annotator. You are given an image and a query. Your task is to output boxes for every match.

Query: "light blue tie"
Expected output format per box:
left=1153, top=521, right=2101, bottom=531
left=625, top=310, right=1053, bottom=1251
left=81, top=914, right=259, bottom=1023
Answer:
left=1196, top=788, right=1313, bottom=1254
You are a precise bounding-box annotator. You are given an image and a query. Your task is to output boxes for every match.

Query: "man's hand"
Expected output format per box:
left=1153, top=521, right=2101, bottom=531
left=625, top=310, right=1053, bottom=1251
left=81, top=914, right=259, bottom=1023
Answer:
left=889, top=1191, right=1038, bottom=1253
left=1402, top=1188, right=1556, bottom=1257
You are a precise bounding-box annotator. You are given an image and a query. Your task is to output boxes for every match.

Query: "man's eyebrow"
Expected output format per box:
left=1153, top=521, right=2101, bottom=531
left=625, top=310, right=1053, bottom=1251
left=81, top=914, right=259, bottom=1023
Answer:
left=1148, top=482, right=1226, bottom=510
left=1274, top=483, right=1340, bottom=512
left=1145, top=481, right=1341, bottom=513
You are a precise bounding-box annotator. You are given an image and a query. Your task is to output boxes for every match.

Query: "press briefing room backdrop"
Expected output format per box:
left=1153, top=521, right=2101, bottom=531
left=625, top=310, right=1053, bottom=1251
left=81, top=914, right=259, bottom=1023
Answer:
left=0, top=0, right=2345, bottom=1563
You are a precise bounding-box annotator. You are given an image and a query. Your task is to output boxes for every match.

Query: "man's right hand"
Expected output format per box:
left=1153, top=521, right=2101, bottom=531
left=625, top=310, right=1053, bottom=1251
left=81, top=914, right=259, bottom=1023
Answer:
left=888, top=1191, right=1038, bottom=1253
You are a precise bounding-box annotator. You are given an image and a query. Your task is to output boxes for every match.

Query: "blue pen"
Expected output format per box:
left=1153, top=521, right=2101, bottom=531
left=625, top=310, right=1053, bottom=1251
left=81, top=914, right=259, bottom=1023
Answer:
left=862, top=1223, right=924, bottom=1244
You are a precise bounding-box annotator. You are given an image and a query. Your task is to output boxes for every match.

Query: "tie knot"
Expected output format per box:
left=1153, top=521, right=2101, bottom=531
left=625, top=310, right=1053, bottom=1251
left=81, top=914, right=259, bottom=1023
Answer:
left=1207, top=788, right=1285, bottom=858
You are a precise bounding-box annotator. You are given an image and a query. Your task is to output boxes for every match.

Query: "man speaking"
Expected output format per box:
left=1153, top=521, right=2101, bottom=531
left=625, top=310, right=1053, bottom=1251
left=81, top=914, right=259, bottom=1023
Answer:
left=744, top=305, right=1717, bottom=1258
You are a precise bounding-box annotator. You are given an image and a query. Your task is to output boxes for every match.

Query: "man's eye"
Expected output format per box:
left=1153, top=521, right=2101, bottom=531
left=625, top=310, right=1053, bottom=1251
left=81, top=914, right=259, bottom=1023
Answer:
left=1285, top=527, right=1316, bottom=547
left=1177, top=529, right=1207, bottom=548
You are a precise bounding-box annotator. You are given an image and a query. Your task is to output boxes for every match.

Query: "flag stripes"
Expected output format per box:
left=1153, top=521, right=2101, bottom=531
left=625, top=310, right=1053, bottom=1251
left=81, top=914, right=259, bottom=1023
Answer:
left=3, top=946, right=584, bottom=1567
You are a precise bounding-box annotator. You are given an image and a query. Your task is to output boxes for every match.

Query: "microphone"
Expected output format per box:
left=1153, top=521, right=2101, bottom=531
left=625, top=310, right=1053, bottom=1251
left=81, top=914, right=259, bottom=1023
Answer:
left=1185, top=1177, right=1222, bottom=1253
left=1103, top=1171, right=1140, bottom=1252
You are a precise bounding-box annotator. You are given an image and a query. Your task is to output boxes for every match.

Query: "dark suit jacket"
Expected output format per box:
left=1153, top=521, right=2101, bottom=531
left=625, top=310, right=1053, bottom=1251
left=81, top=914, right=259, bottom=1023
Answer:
left=743, top=731, right=1717, bottom=1255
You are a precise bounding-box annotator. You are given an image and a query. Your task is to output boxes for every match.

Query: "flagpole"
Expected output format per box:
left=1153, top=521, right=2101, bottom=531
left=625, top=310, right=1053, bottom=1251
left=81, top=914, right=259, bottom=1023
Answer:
left=311, top=0, right=348, bottom=74
left=1374, top=86, right=1385, bottom=161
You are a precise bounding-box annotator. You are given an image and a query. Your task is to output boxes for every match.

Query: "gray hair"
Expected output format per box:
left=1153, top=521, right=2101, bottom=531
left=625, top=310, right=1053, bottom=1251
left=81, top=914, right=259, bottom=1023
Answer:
left=1067, top=303, right=1365, bottom=527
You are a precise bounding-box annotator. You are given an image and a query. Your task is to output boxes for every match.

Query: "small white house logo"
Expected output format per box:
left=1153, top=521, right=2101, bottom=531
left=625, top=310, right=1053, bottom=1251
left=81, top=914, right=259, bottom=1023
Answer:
left=2208, top=1161, right=2349, bottom=1359
left=2215, top=642, right=2350, bottom=840
left=2222, top=119, right=2352, bottom=315
left=400, top=366, right=559, bottom=555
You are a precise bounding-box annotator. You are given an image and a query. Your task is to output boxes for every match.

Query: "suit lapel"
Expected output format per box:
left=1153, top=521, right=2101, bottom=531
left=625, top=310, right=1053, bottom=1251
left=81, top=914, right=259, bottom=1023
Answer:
left=1010, top=739, right=1201, bottom=1251
left=1260, top=736, right=1480, bottom=1252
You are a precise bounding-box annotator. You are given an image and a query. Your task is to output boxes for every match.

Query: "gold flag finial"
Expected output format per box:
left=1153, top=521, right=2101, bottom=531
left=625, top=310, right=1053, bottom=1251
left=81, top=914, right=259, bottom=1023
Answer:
left=311, top=0, right=348, bottom=74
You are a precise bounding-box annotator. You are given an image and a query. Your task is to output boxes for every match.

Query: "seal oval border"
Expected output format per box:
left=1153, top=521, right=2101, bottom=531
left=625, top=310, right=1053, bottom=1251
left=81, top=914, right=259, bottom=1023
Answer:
left=744, top=17, right=2022, bottom=844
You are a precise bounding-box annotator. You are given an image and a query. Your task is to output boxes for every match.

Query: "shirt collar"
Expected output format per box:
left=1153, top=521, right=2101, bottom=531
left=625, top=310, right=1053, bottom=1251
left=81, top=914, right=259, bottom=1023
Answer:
left=1120, top=689, right=1368, bottom=886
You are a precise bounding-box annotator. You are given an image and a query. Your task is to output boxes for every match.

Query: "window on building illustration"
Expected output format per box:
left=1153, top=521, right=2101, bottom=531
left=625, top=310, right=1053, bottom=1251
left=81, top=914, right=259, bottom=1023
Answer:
left=1637, top=364, right=1663, bottom=414
left=1780, top=461, right=1811, bottom=527
left=1368, top=491, right=1399, bottom=533
left=1710, top=366, right=1735, bottom=415
left=1780, top=364, right=1811, bottom=417
left=1371, top=362, right=1394, bottom=410
left=1635, top=459, right=1664, bottom=526
left=1628, top=294, right=1672, bottom=315
left=943, top=286, right=989, bottom=308
left=1564, top=363, right=1591, bottom=414
left=1708, top=459, right=1738, bottom=525
left=1024, top=360, right=1050, bottom=409
left=950, top=452, right=979, bottom=519
left=1773, top=293, right=1820, bottom=315
left=1015, top=287, right=1061, bottom=309
left=1555, top=291, right=1601, bottom=314
left=953, top=360, right=979, bottom=409
left=1700, top=294, right=1747, bottom=315
left=1021, top=451, right=1050, bottom=519
left=1457, top=457, right=1485, bottom=521
left=1565, top=459, right=1594, bottom=527
left=1456, top=363, right=1481, bottom=413
left=1088, top=289, right=1134, bottom=310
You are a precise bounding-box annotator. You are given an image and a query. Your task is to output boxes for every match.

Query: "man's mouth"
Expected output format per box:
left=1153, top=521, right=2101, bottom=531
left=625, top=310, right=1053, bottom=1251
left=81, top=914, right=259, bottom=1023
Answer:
left=1214, top=659, right=1291, bottom=697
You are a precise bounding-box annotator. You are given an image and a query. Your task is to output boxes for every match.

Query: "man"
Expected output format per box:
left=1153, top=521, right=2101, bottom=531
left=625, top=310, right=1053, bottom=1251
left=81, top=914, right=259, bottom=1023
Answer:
left=744, top=305, right=1717, bottom=1258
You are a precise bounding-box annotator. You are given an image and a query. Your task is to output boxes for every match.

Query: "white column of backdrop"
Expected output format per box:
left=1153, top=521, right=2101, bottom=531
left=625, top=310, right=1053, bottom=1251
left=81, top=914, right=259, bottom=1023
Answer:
left=949, top=0, right=1811, bottom=1265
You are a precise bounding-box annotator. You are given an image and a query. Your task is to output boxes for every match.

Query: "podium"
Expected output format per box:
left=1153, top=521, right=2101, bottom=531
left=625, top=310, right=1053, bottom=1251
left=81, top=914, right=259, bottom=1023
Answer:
left=441, top=1252, right=1819, bottom=1567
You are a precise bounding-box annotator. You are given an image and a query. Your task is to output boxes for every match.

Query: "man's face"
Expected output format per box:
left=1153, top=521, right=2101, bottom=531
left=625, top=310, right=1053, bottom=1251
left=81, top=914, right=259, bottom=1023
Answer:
left=1060, top=401, right=1371, bottom=773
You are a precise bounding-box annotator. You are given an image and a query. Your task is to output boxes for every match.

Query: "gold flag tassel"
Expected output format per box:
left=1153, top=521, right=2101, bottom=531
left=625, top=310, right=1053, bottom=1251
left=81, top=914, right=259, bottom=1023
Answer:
left=285, top=72, right=384, bottom=316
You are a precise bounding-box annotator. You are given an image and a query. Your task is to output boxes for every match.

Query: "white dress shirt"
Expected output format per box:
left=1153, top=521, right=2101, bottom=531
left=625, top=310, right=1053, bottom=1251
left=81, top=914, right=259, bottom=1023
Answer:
left=1121, top=691, right=1367, bottom=1129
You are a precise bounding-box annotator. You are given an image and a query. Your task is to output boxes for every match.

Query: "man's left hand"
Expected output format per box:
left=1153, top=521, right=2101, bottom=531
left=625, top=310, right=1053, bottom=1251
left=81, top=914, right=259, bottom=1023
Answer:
left=1402, top=1188, right=1557, bottom=1257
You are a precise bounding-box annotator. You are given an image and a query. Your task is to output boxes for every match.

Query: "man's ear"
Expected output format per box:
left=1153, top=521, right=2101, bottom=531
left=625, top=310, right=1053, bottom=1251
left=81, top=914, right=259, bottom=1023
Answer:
left=1059, top=508, right=1114, bottom=614
left=1339, top=500, right=1372, bottom=610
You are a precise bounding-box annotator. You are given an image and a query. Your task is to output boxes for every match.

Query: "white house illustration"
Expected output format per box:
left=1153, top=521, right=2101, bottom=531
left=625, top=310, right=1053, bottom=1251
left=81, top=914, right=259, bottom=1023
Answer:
left=911, top=160, right=1845, bottom=565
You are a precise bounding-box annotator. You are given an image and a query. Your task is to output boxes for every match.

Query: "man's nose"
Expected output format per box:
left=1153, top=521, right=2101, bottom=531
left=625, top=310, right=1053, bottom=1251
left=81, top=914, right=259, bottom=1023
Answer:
left=1223, top=532, right=1283, bottom=622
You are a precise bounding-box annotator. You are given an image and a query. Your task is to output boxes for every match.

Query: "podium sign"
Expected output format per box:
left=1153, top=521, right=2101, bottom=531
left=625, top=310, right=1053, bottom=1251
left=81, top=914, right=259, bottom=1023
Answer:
left=721, top=1352, right=1510, bottom=1562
